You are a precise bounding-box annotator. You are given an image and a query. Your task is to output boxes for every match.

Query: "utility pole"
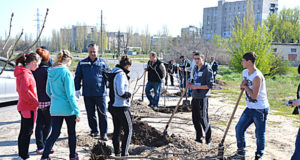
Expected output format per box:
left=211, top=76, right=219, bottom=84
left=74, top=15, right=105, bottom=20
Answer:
left=33, top=8, right=42, bottom=48
left=117, top=30, right=120, bottom=58
left=100, top=10, right=103, bottom=55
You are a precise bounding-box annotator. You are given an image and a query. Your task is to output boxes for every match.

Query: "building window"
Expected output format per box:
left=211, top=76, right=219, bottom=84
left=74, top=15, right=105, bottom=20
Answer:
left=273, top=48, right=277, bottom=52
left=291, top=48, right=297, bottom=53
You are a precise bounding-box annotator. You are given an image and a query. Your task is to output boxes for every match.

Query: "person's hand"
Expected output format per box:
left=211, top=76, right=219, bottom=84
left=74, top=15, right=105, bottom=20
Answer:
left=291, top=100, right=300, bottom=107
left=75, top=116, right=80, bottom=122
left=75, top=90, right=81, bottom=99
left=240, top=80, right=248, bottom=89
left=161, top=79, right=165, bottom=84
left=178, top=67, right=182, bottom=71
left=189, top=84, right=197, bottom=90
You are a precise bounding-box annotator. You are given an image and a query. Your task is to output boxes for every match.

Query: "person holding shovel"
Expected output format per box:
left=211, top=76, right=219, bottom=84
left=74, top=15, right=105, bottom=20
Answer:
left=187, top=52, right=213, bottom=145
left=145, top=52, right=166, bottom=108
left=234, top=52, right=269, bottom=160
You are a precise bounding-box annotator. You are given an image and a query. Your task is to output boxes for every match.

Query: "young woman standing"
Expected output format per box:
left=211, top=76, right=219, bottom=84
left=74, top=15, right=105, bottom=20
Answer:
left=14, top=52, right=41, bottom=160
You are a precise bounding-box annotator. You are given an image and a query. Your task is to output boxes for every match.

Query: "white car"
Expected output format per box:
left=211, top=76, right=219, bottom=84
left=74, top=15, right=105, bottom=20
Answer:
left=0, top=57, right=18, bottom=103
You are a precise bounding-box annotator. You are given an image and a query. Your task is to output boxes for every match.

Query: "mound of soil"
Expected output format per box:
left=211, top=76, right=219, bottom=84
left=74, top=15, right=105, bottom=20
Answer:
left=216, top=79, right=228, bottom=86
left=131, top=120, right=173, bottom=147
left=90, top=140, right=113, bottom=160
left=154, top=104, right=192, bottom=113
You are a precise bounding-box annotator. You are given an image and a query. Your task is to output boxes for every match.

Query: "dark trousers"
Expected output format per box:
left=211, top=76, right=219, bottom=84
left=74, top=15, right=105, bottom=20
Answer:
left=165, top=73, right=174, bottom=86
left=42, top=116, right=77, bottom=159
left=18, top=111, right=34, bottom=159
left=191, top=97, right=211, bottom=142
left=292, top=128, right=300, bottom=160
left=109, top=107, right=132, bottom=156
left=35, top=107, right=52, bottom=150
left=84, top=96, right=108, bottom=136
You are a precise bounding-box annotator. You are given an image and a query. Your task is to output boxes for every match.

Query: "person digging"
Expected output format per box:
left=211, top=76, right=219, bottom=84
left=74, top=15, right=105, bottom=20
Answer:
left=232, top=52, right=269, bottom=160
left=187, top=52, right=213, bottom=145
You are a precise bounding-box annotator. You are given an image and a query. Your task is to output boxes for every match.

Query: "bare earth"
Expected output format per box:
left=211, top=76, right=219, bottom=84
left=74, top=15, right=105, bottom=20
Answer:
left=0, top=76, right=298, bottom=160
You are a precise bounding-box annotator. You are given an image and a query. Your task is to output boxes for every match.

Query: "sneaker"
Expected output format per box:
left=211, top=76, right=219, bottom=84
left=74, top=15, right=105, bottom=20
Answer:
left=70, top=152, right=79, bottom=160
left=195, top=138, right=203, bottom=143
left=255, top=154, right=262, bottom=160
left=229, top=153, right=245, bottom=160
left=50, top=148, right=54, bottom=154
left=89, top=132, right=98, bottom=137
left=17, top=157, right=25, bottom=160
left=206, top=139, right=212, bottom=146
left=114, top=153, right=121, bottom=157
left=100, top=134, right=108, bottom=141
left=36, top=148, right=44, bottom=155
left=40, top=158, right=51, bottom=160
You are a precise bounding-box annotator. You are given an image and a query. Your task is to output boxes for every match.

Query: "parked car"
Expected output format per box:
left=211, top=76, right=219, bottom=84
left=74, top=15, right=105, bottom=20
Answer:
left=0, top=57, right=18, bottom=103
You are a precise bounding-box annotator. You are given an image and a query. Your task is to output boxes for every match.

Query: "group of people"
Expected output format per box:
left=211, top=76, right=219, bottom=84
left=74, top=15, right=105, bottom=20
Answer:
left=13, top=43, right=299, bottom=160
left=14, top=43, right=133, bottom=159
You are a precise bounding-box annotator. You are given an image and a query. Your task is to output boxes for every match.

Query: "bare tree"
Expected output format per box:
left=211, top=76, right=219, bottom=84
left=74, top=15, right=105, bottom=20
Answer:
left=0, top=8, right=49, bottom=75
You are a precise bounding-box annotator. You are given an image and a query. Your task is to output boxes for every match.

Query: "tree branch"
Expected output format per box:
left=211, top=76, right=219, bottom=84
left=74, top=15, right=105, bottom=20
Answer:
left=1, top=13, right=14, bottom=57
left=0, top=29, right=23, bottom=75
left=24, top=8, right=49, bottom=53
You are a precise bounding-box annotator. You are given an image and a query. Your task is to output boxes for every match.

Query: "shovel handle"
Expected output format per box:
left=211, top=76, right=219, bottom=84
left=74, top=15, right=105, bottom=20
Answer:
left=163, top=87, right=188, bottom=133
left=141, top=70, right=147, bottom=101
left=221, top=89, right=244, bottom=143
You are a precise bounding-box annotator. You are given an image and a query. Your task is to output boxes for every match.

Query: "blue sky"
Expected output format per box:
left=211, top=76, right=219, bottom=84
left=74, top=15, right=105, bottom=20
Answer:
left=0, top=0, right=298, bottom=39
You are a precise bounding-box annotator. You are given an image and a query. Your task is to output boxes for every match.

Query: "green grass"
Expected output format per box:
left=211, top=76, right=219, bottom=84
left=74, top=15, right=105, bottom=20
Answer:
left=215, top=65, right=300, bottom=117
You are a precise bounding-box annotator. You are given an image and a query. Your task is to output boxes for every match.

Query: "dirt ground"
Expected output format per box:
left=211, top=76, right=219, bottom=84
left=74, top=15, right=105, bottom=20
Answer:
left=0, top=76, right=298, bottom=159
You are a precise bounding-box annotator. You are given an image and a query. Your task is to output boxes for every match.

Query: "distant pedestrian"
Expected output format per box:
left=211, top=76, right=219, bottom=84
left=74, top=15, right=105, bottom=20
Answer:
left=41, top=50, right=80, bottom=160
left=14, top=52, right=41, bottom=160
left=108, top=55, right=133, bottom=157
left=187, top=52, right=213, bottom=145
left=210, top=57, right=218, bottom=83
left=145, top=52, right=166, bottom=108
left=74, top=43, right=110, bottom=140
left=179, top=56, right=192, bottom=96
left=32, top=48, right=54, bottom=155
left=164, top=60, right=176, bottom=86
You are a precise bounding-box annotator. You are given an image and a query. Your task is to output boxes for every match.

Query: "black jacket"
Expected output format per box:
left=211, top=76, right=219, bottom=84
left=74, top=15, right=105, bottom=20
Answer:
left=32, top=61, right=51, bottom=102
left=147, top=60, right=164, bottom=82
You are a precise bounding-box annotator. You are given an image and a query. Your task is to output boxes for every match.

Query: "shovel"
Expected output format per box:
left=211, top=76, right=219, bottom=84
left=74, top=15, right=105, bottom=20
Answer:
left=163, top=87, right=188, bottom=137
left=217, top=89, right=244, bottom=160
left=182, top=71, right=190, bottom=105
left=140, top=70, right=147, bottom=102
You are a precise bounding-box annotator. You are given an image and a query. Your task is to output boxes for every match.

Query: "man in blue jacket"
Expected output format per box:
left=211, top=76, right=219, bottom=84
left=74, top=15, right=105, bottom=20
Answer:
left=74, top=43, right=110, bottom=140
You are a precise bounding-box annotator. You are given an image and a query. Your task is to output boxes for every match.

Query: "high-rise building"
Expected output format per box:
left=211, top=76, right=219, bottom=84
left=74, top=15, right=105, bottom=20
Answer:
left=203, top=0, right=278, bottom=39
left=181, top=25, right=201, bottom=39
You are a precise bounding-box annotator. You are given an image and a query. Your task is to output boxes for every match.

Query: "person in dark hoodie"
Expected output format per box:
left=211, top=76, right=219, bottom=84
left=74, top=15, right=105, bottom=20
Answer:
left=187, top=52, right=213, bottom=145
left=14, top=52, right=41, bottom=160
left=108, top=55, right=132, bottom=157
left=41, top=50, right=80, bottom=160
left=32, top=48, right=54, bottom=155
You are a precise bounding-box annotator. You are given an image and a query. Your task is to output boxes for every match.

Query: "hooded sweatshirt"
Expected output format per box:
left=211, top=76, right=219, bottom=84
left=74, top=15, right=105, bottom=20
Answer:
left=110, top=65, right=130, bottom=107
left=14, top=66, right=39, bottom=113
left=46, top=65, right=80, bottom=117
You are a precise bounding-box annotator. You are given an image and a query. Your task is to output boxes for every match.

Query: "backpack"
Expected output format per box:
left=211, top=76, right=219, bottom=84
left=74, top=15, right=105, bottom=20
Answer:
left=107, top=70, right=122, bottom=108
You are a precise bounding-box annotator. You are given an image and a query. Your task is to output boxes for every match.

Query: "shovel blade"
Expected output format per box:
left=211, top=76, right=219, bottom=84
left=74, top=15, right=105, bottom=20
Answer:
left=182, top=100, right=190, bottom=105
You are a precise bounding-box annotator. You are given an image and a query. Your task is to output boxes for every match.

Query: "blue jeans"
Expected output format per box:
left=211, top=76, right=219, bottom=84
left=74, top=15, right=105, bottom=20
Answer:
left=291, top=128, right=300, bottom=160
left=84, top=96, right=107, bottom=136
left=235, top=107, right=269, bottom=157
left=145, top=82, right=162, bottom=107
left=35, top=107, right=52, bottom=150
left=42, top=116, right=77, bottom=159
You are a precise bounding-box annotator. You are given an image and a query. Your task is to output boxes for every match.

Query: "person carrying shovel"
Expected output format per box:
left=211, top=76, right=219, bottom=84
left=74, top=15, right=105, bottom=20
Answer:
left=187, top=52, right=213, bottom=145
left=233, top=52, right=269, bottom=160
